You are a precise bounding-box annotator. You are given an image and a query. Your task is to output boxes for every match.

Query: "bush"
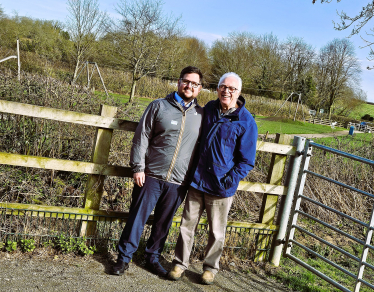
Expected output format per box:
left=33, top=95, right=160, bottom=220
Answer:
left=361, top=114, right=373, bottom=121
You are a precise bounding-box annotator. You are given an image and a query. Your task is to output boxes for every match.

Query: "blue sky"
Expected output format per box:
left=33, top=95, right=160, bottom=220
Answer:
left=2, top=0, right=374, bottom=102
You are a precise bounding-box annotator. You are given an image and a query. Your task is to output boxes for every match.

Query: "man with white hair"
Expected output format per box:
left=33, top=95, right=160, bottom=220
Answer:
left=168, top=72, right=258, bottom=285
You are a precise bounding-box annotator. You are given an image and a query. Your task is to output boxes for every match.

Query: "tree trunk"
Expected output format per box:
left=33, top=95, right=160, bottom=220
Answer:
left=73, top=59, right=80, bottom=83
left=129, top=80, right=137, bottom=103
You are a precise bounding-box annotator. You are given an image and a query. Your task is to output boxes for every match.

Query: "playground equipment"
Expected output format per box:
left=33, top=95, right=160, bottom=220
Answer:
left=73, top=61, right=109, bottom=97
left=274, top=92, right=305, bottom=121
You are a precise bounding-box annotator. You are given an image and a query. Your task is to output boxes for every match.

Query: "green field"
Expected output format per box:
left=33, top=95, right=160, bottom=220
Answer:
left=348, top=103, right=374, bottom=120
left=255, top=116, right=346, bottom=135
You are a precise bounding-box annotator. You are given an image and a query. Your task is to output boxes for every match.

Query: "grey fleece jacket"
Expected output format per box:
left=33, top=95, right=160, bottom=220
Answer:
left=130, top=92, right=204, bottom=185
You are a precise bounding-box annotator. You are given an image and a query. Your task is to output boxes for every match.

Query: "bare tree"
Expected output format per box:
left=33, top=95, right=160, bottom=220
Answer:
left=166, top=37, right=211, bottom=83
left=280, top=37, right=315, bottom=94
left=252, top=33, right=284, bottom=97
left=315, top=38, right=361, bottom=117
left=108, top=0, right=183, bottom=102
left=210, top=32, right=260, bottom=90
left=66, top=0, right=106, bottom=82
left=313, top=0, right=374, bottom=62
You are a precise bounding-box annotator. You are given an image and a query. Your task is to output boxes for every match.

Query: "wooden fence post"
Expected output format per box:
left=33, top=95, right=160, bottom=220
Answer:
left=80, top=104, right=117, bottom=237
left=255, top=133, right=291, bottom=261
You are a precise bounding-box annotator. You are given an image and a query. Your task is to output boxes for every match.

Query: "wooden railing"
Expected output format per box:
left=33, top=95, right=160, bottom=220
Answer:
left=305, top=117, right=373, bottom=133
left=305, top=117, right=345, bottom=128
left=0, top=99, right=297, bottom=261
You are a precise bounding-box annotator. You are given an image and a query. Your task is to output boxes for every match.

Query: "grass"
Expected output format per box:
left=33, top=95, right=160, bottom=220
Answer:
left=255, top=116, right=346, bottom=135
left=274, top=242, right=374, bottom=292
left=313, top=132, right=374, bottom=145
left=348, top=103, right=374, bottom=120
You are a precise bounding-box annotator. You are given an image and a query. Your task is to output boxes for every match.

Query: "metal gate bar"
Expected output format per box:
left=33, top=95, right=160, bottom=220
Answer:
left=285, top=140, right=374, bottom=292
left=300, top=195, right=366, bottom=226
left=290, top=239, right=357, bottom=278
left=304, top=170, right=374, bottom=199
left=297, top=210, right=365, bottom=244
left=293, top=225, right=360, bottom=261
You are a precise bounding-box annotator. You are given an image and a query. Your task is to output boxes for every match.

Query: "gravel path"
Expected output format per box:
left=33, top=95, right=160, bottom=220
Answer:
left=0, top=252, right=293, bottom=292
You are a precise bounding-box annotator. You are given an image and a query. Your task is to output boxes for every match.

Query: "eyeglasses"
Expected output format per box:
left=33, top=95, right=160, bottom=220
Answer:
left=218, top=84, right=238, bottom=93
left=180, top=79, right=201, bottom=89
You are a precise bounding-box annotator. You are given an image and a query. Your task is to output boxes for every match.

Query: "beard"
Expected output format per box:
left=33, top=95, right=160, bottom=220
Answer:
left=178, top=88, right=194, bottom=102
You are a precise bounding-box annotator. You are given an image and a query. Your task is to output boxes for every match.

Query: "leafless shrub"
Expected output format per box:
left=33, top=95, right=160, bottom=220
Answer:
left=0, top=70, right=140, bottom=210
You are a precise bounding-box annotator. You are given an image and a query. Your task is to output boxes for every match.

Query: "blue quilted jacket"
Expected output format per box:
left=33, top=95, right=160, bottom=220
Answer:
left=190, top=96, right=257, bottom=197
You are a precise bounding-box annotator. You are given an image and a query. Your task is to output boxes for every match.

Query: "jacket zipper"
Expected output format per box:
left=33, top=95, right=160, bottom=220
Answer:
left=165, top=105, right=188, bottom=181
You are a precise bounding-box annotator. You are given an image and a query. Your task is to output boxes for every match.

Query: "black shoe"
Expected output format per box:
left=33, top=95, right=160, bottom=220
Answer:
left=112, top=261, right=129, bottom=276
left=145, top=261, right=168, bottom=277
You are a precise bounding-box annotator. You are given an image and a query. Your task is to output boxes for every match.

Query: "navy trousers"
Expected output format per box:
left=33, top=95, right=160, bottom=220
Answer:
left=117, top=176, right=187, bottom=264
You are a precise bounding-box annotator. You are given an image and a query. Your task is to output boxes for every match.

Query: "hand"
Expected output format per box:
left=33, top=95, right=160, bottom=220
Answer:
left=133, top=172, right=145, bottom=187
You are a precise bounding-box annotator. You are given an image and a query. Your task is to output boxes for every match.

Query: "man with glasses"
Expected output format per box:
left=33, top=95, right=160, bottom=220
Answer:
left=168, top=72, right=257, bottom=285
left=112, top=66, right=204, bottom=277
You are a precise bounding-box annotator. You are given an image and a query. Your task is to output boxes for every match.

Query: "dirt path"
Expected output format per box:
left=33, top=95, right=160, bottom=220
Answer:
left=0, top=252, right=293, bottom=292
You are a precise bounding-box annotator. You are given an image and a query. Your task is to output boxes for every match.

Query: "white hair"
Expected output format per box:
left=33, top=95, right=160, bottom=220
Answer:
left=217, top=72, right=242, bottom=92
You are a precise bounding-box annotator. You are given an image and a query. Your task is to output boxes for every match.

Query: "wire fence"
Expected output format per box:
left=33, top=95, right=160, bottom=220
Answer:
left=0, top=207, right=276, bottom=261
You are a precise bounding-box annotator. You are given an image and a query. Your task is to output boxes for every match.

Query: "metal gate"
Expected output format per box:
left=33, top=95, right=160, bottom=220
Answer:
left=285, top=139, right=374, bottom=292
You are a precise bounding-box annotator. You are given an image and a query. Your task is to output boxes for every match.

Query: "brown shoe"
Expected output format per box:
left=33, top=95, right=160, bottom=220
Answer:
left=201, top=270, right=215, bottom=285
left=168, top=265, right=184, bottom=281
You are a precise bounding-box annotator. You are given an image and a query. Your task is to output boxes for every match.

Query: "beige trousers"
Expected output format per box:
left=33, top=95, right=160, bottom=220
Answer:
left=173, top=187, right=234, bottom=274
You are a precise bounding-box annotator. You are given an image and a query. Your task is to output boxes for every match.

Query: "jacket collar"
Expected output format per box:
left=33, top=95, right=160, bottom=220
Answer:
left=166, top=92, right=200, bottom=109
left=215, top=95, right=246, bottom=117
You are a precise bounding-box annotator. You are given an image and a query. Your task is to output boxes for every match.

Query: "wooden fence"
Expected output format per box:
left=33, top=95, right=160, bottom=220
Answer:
left=305, top=117, right=374, bottom=132
left=305, top=117, right=345, bottom=128
left=0, top=99, right=297, bottom=261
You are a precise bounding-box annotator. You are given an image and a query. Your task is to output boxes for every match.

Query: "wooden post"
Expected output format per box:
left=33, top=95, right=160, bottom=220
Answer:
left=80, top=104, right=117, bottom=237
left=17, top=39, right=20, bottom=82
left=255, top=133, right=291, bottom=261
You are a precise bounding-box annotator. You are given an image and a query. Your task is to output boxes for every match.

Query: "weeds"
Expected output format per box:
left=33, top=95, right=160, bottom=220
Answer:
left=5, top=240, right=17, bottom=252
left=54, top=234, right=96, bottom=256
left=19, top=238, right=36, bottom=252
left=0, top=234, right=95, bottom=256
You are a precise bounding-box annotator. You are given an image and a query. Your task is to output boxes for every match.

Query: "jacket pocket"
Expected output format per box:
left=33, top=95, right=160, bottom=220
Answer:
left=207, top=163, right=231, bottom=190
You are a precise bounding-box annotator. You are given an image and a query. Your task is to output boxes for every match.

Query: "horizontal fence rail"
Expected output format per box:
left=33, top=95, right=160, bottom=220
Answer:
left=305, top=117, right=344, bottom=128
left=0, top=99, right=138, bottom=131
